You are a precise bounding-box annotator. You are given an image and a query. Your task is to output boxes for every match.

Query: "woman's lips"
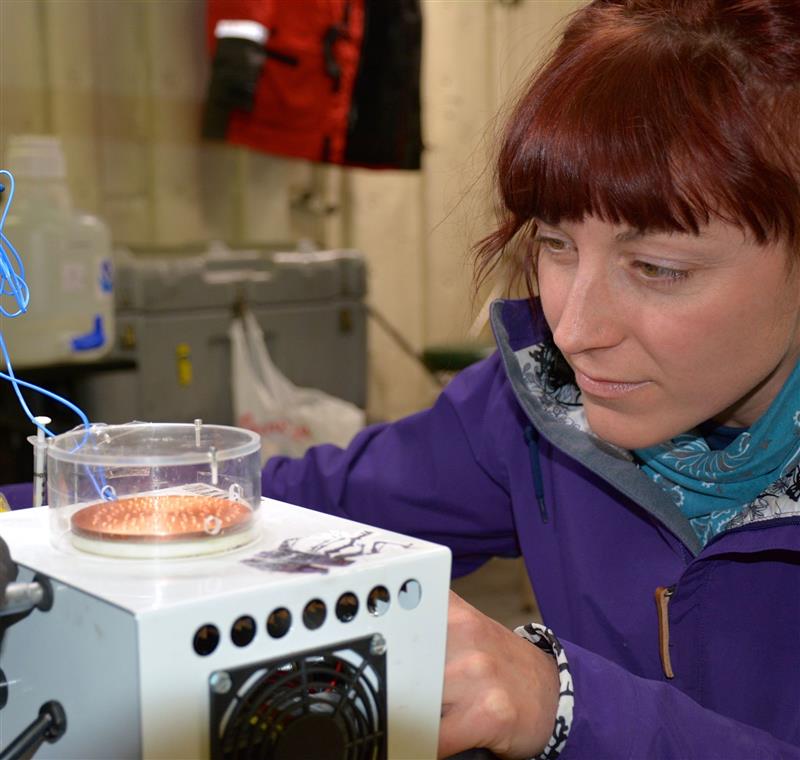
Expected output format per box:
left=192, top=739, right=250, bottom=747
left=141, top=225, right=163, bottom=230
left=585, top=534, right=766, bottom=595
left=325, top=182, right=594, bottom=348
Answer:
left=574, top=369, right=651, bottom=399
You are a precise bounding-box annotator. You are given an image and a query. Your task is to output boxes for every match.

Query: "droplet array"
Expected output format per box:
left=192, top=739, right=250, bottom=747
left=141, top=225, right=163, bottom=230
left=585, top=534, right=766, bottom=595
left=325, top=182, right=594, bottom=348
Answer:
left=70, top=494, right=252, bottom=542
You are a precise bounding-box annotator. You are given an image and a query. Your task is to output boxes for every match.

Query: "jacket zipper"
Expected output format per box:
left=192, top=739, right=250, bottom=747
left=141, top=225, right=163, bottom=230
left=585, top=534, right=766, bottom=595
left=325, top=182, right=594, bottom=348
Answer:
left=523, top=425, right=549, bottom=523
left=655, top=585, right=675, bottom=679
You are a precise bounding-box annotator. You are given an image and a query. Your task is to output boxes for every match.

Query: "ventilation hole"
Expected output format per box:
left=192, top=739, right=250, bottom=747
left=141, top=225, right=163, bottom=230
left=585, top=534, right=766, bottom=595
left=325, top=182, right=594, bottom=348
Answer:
left=335, top=592, right=359, bottom=622
left=303, top=599, right=327, bottom=630
left=266, top=607, right=292, bottom=639
left=193, top=623, right=220, bottom=656
left=231, top=615, right=256, bottom=647
left=398, top=579, right=422, bottom=610
left=367, top=586, right=390, bottom=617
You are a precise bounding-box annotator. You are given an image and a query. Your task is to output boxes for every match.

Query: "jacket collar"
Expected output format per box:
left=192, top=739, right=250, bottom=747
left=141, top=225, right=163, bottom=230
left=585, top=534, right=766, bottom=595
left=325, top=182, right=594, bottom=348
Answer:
left=490, top=298, right=703, bottom=556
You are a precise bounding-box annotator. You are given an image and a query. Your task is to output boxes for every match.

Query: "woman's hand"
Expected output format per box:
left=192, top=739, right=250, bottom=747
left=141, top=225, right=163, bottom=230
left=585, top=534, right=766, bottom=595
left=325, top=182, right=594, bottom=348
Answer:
left=438, top=591, right=559, bottom=759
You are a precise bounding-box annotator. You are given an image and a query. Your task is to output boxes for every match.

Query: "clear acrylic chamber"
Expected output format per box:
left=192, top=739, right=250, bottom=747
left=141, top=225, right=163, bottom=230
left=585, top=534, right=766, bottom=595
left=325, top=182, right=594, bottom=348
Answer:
left=46, top=422, right=262, bottom=559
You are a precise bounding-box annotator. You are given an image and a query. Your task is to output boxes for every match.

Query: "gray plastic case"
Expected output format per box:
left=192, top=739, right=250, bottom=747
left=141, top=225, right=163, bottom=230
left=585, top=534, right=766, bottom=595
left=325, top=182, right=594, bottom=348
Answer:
left=79, top=247, right=367, bottom=425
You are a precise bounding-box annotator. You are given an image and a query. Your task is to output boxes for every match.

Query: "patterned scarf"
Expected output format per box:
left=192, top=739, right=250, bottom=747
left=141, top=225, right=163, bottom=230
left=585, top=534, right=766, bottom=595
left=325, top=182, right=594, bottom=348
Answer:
left=635, top=360, right=800, bottom=545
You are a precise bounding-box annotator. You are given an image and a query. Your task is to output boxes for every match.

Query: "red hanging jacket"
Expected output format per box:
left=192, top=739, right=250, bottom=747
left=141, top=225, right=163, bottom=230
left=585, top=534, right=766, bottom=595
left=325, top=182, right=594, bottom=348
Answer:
left=203, top=0, right=422, bottom=170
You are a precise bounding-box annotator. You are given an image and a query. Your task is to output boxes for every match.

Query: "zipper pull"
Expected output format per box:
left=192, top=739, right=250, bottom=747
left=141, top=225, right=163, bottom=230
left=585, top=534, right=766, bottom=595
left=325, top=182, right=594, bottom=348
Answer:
left=655, top=585, right=675, bottom=679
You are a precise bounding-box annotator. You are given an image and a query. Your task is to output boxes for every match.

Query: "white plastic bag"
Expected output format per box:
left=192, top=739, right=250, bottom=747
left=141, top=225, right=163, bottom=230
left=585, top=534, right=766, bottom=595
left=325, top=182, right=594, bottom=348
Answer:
left=230, top=310, right=365, bottom=463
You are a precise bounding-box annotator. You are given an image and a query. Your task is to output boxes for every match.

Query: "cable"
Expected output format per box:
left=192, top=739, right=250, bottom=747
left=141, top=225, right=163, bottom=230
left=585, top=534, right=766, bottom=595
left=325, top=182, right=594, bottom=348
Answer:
left=0, top=172, right=30, bottom=318
left=0, top=170, right=109, bottom=500
left=0, top=334, right=90, bottom=436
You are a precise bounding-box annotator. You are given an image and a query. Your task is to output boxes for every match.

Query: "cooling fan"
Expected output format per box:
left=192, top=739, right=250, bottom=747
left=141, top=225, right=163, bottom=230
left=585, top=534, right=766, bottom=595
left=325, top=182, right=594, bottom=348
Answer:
left=211, top=635, right=387, bottom=760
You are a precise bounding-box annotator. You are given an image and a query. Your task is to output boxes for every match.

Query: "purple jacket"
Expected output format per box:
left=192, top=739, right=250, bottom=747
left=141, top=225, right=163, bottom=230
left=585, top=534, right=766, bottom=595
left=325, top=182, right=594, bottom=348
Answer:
left=263, top=298, right=800, bottom=759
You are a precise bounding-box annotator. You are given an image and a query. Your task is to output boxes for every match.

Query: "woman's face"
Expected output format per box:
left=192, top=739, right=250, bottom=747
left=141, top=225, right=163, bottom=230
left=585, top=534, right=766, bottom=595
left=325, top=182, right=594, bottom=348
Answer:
left=536, top=215, right=800, bottom=449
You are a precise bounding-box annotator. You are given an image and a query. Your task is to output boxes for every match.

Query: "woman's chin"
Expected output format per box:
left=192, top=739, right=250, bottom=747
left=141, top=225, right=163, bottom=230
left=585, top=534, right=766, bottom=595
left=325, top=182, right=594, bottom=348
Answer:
left=585, top=409, right=676, bottom=451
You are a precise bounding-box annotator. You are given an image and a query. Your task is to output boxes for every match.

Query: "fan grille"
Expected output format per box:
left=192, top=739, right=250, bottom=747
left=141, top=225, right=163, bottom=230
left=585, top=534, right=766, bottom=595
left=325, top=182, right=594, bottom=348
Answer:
left=210, top=636, right=386, bottom=760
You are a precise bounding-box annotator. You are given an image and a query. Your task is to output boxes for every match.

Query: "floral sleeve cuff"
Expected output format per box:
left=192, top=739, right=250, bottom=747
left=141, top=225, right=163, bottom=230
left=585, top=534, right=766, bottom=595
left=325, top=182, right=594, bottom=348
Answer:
left=514, top=623, right=575, bottom=760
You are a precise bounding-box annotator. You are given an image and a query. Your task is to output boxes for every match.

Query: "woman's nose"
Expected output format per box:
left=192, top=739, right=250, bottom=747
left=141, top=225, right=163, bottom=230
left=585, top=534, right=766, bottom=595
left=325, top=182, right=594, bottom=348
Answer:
left=551, top=269, right=621, bottom=356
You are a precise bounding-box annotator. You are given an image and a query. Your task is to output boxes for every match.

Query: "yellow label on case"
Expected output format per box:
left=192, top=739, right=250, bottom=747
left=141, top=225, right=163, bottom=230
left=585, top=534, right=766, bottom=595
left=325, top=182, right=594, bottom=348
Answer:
left=176, top=343, right=193, bottom=386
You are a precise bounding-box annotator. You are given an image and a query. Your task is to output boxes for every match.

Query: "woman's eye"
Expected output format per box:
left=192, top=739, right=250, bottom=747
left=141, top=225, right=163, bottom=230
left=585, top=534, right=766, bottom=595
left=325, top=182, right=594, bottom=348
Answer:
left=634, top=261, right=689, bottom=282
left=534, top=236, right=569, bottom=253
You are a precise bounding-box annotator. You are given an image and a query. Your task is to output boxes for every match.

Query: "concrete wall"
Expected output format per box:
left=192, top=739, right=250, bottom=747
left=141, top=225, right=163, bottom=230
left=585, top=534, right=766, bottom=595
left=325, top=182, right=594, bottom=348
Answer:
left=0, top=0, right=583, bottom=422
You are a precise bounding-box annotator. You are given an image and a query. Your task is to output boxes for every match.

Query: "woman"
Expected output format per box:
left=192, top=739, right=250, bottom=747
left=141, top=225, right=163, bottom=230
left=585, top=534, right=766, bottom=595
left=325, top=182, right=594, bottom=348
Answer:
left=263, top=1, right=800, bottom=758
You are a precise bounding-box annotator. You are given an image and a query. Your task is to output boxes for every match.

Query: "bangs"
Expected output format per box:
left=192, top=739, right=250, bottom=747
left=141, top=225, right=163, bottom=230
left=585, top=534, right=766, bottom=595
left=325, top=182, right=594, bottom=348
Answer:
left=496, top=25, right=800, bottom=246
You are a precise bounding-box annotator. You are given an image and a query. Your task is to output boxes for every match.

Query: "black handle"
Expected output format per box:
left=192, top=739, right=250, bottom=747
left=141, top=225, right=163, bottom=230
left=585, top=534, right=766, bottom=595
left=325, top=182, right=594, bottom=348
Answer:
left=0, top=701, right=67, bottom=760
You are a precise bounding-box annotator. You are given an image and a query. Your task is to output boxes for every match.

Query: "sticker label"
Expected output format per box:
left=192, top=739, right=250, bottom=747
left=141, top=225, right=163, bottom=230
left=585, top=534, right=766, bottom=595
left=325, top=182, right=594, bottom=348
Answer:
left=241, top=530, right=413, bottom=574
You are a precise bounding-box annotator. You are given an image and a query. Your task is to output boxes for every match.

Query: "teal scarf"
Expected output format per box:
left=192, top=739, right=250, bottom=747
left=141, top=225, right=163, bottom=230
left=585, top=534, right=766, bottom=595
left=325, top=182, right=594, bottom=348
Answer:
left=635, top=360, right=800, bottom=545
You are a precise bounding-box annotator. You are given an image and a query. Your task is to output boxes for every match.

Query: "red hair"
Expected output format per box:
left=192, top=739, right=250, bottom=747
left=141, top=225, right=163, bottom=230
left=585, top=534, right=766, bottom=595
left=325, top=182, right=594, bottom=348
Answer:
left=477, top=0, right=800, bottom=291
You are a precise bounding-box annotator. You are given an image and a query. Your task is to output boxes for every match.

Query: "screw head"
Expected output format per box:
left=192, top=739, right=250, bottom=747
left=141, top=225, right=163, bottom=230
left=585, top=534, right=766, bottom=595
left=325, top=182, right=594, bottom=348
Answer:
left=369, top=633, right=387, bottom=656
left=209, top=670, right=232, bottom=695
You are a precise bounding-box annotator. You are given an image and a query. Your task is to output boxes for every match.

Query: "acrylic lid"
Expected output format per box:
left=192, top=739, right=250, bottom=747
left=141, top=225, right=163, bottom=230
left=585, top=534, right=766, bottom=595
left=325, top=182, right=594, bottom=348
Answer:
left=46, top=422, right=260, bottom=467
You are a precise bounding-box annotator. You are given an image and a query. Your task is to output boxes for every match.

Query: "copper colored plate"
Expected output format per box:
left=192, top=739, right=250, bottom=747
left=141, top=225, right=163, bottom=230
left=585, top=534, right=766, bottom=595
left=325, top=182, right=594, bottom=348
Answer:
left=70, top=494, right=252, bottom=542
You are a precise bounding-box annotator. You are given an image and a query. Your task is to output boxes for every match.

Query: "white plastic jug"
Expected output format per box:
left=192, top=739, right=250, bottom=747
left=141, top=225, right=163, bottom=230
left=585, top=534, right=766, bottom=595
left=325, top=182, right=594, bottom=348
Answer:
left=1, top=135, right=114, bottom=368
